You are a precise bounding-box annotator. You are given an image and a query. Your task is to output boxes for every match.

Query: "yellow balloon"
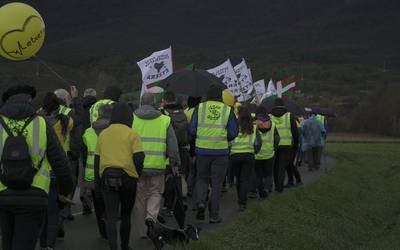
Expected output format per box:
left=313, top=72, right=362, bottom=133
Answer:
left=222, top=89, right=235, bottom=107
left=0, top=2, right=45, bottom=61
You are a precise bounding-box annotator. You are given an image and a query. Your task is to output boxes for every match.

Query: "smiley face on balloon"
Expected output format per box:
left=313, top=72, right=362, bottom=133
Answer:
left=0, top=2, right=45, bottom=61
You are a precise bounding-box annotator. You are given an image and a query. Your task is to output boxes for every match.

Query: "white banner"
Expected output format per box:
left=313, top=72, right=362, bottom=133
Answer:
left=234, top=59, right=253, bottom=101
left=253, top=79, right=266, bottom=96
left=137, top=47, right=173, bottom=86
left=266, top=79, right=277, bottom=97
left=207, top=59, right=241, bottom=96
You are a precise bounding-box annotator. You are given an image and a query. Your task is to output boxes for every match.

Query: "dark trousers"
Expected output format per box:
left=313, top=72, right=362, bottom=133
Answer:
left=306, top=146, right=323, bottom=170
left=255, top=158, right=275, bottom=194
left=196, top=155, right=229, bottom=219
left=102, top=174, right=137, bottom=250
left=92, top=189, right=107, bottom=238
left=287, top=149, right=302, bottom=185
left=0, top=206, right=46, bottom=250
left=40, top=184, right=60, bottom=248
left=230, top=153, right=254, bottom=206
left=274, top=147, right=293, bottom=192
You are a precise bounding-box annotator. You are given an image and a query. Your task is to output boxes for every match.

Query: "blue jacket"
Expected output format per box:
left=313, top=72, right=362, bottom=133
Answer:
left=190, top=102, right=238, bottom=156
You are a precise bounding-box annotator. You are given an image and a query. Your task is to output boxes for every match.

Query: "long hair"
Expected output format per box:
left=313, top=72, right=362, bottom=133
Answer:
left=238, top=106, right=254, bottom=135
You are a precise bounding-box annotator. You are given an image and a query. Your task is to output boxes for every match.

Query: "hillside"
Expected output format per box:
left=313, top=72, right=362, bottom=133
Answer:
left=1, top=0, right=399, bottom=133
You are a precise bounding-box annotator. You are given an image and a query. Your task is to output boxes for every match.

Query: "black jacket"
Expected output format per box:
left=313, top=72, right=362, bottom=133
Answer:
left=0, top=94, right=73, bottom=207
left=271, top=106, right=299, bottom=149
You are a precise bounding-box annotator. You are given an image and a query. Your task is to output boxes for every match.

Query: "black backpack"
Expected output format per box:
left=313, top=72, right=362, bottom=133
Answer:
left=0, top=116, right=39, bottom=190
left=168, top=110, right=190, bottom=147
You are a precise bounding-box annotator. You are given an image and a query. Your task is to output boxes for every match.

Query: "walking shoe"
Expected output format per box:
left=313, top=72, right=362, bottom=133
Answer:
left=248, top=191, right=258, bottom=199
left=210, top=216, right=222, bottom=224
left=82, top=207, right=92, bottom=215
left=222, top=186, right=228, bottom=193
left=196, top=204, right=205, bottom=220
left=66, top=214, right=75, bottom=221
left=296, top=182, right=303, bottom=187
left=284, top=183, right=294, bottom=188
left=259, top=190, right=268, bottom=199
left=57, top=225, right=65, bottom=238
left=239, top=205, right=246, bottom=212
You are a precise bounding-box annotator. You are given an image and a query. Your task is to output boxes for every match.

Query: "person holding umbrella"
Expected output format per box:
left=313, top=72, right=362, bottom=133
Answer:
left=190, top=84, right=238, bottom=224
left=271, top=98, right=300, bottom=193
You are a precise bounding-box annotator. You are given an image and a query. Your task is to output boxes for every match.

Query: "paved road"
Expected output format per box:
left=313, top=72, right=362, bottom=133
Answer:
left=37, top=156, right=335, bottom=250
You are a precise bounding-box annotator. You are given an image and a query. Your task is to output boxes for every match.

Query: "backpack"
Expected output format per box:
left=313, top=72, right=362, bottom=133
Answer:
left=168, top=110, right=190, bottom=147
left=0, top=116, right=40, bottom=190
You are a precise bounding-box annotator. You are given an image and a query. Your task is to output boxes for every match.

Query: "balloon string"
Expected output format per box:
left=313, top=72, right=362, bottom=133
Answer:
left=33, top=55, right=72, bottom=86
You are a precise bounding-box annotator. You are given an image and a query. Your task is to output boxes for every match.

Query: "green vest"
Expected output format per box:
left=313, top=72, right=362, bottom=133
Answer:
left=316, top=114, right=325, bottom=125
left=59, top=105, right=72, bottom=116
left=0, top=116, right=51, bottom=193
left=89, top=99, right=115, bottom=124
left=82, top=128, right=97, bottom=182
left=196, top=101, right=231, bottom=150
left=230, top=130, right=256, bottom=154
left=132, top=114, right=170, bottom=170
left=272, top=113, right=292, bottom=146
left=255, top=124, right=276, bottom=160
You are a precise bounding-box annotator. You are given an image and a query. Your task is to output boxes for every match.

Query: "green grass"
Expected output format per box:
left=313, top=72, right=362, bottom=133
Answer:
left=181, top=143, right=400, bottom=250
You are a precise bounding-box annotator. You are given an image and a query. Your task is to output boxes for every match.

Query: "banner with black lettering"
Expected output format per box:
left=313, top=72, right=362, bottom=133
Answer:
left=207, top=59, right=241, bottom=96
left=137, top=47, right=173, bottom=86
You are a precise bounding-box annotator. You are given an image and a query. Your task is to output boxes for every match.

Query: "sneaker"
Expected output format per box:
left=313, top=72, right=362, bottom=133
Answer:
left=248, top=192, right=258, bottom=199
left=284, top=184, right=294, bottom=188
left=210, top=216, right=222, bottom=224
left=196, top=204, right=205, bottom=220
left=239, top=205, right=246, bottom=212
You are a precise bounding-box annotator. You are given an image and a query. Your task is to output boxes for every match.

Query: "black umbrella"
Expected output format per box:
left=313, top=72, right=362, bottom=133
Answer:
left=311, top=107, right=336, bottom=118
left=260, top=96, right=305, bottom=116
left=164, top=175, right=186, bottom=229
left=161, top=69, right=226, bottom=97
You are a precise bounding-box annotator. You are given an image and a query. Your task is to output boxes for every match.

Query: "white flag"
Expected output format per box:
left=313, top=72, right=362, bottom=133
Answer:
left=137, top=47, right=173, bottom=86
left=207, top=59, right=241, bottom=96
left=253, top=79, right=266, bottom=96
left=234, top=59, right=254, bottom=101
left=266, top=79, right=277, bottom=97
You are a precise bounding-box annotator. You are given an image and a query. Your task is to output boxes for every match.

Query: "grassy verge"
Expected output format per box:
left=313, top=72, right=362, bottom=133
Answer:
left=181, top=143, right=400, bottom=250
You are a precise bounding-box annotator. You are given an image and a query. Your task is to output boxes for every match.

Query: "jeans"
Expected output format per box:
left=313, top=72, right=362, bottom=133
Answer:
left=287, top=149, right=302, bottom=185
left=274, top=147, right=293, bottom=192
left=102, top=172, right=137, bottom=250
left=0, top=205, right=46, bottom=250
left=306, top=146, right=323, bottom=170
left=230, top=153, right=254, bottom=206
left=196, top=155, right=229, bottom=219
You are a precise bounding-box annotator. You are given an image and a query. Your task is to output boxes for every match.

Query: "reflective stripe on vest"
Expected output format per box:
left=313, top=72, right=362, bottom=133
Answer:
left=89, top=99, right=115, bottom=124
left=132, top=115, right=170, bottom=170
left=230, top=129, right=256, bottom=154
left=59, top=105, right=72, bottom=116
left=272, top=113, right=292, bottom=146
left=82, top=128, right=97, bottom=182
left=0, top=116, right=51, bottom=193
left=196, top=101, right=231, bottom=150
left=255, top=123, right=276, bottom=160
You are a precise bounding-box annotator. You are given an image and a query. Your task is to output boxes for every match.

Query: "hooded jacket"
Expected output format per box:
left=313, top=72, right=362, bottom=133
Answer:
left=0, top=94, right=73, bottom=207
left=134, top=105, right=181, bottom=176
left=271, top=106, right=299, bottom=149
left=81, top=95, right=97, bottom=131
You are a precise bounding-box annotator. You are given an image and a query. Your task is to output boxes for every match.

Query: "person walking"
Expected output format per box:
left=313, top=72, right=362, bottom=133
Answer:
left=82, top=104, right=113, bottom=239
left=301, top=112, right=326, bottom=171
left=190, top=84, right=238, bottom=223
left=0, top=85, right=73, bottom=250
left=230, top=106, right=261, bottom=211
left=254, top=106, right=280, bottom=196
left=95, top=103, right=145, bottom=250
left=271, top=98, right=299, bottom=193
left=90, top=85, right=121, bottom=124
left=38, top=93, right=74, bottom=250
left=132, top=93, right=180, bottom=237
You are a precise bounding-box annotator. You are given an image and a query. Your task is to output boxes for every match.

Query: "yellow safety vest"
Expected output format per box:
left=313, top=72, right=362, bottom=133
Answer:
left=316, top=114, right=325, bottom=125
left=59, top=105, right=72, bottom=117
left=89, top=99, right=115, bottom=124
left=132, top=114, right=170, bottom=170
left=196, top=101, right=231, bottom=150
left=272, top=113, right=292, bottom=146
left=230, top=129, right=256, bottom=154
left=0, top=116, right=51, bottom=193
left=255, top=123, right=276, bottom=160
left=82, top=128, right=97, bottom=182
left=184, top=108, right=195, bottom=123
